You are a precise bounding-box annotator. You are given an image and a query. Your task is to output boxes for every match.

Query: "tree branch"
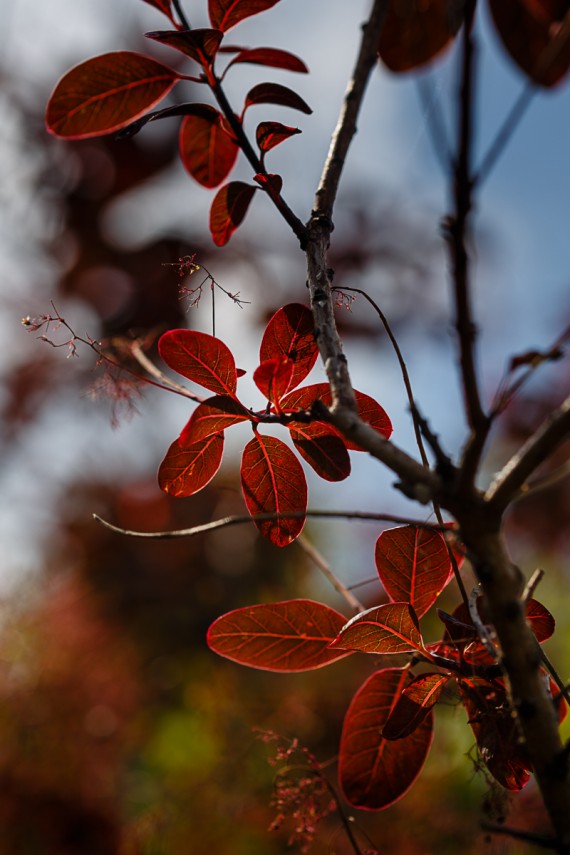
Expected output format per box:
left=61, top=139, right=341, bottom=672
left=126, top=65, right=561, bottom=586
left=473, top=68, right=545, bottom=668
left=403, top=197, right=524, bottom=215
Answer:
left=486, top=394, right=570, bottom=511
left=445, top=1, right=490, bottom=488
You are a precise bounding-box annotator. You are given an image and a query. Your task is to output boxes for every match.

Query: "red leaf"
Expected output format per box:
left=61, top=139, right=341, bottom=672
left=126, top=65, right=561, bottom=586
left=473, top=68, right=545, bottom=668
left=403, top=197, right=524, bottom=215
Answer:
left=259, top=304, right=318, bottom=393
left=329, top=602, right=426, bottom=656
left=243, top=82, right=312, bottom=114
left=209, top=181, right=256, bottom=246
left=253, top=357, right=295, bottom=404
left=179, top=105, right=239, bottom=188
left=526, top=598, right=555, bottom=642
left=375, top=525, right=453, bottom=619
left=146, top=28, right=224, bottom=67
left=256, top=120, right=301, bottom=153
left=180, top=395, right=250, bottom=443
left=209, top=0, right=281, bottom=31
left=489, top=0, right=570, bottom=87
left=226, top=46, right=308, bottom=73
left=459, top=677, right=531, bottom=790
left=158, top=328, right=238, bottom=396
left=46, top=52, right=180, bottom=139
left=289, top=422, right=351, bottom=482
left=141, top=0, right=177, bottom=25
left=383, top=672, right=450, bottom=739
left=253, top=172, right=283, bottom=195
left=241, top=433, right=307, bottom=546
left=280, top=384, right=393, bottom=448
left=339, top=668, right=434, bottom=810
left=158, top=432, right=224, bottom=497
left=207, top=599, right=352, bottom=671
left=378, top=0, right=463, bottom=73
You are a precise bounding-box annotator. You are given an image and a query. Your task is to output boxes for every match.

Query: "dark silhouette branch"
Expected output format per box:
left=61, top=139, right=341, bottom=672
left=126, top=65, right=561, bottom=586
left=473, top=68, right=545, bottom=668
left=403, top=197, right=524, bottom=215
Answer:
left=486, top=394, right=570, bottom=511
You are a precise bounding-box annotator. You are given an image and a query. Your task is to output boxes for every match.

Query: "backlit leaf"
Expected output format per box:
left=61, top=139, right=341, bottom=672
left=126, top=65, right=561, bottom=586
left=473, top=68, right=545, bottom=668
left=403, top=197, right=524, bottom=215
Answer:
left=146, top=28, right=224, bottom=67
left=256, top=121, right=301, bottom=153
left=259, top=304, right=318, bottom=393
left=243, top=82, right=312, bottom=114
left=489, top=0, right=570, bottom=87
left=46, top=52, right=180, bottom=139
left=207, top=599, right=352, bottom=671
left=209, top=0, right=282, bottom=32
left=289, top=422, right=351, bottom=482
left=158, top=328, right=238, bottom=396
left=459, top=677, right=531, bottom=790
left=253, top=357, right=295, bottom=404
left=180, top=395, right=250, bottom=443
left=158, top=432, right=224, bottom=497
left=179, top=104, right=239, bottom=188
left=226, top=46, right=308, bottom=72
left=383, top=672, right=450, bottom=739
left=209, top=181, right=256, bottom=246
left=526, top=598, right=555, bottom=642
left=280, top=384, right=393, bottom=448
left=141, top=0, right=177, bottom=25
left=375, top=525, right=453, bottom=618
left=329, top=602, right=426, bottom=656
left=378, top=0, right=463, bottom=73
left=241, top=433, right=307, bottom=546
left=253, top=172, right=283, bottom=195
left=339, top=668, right=434, bottom=809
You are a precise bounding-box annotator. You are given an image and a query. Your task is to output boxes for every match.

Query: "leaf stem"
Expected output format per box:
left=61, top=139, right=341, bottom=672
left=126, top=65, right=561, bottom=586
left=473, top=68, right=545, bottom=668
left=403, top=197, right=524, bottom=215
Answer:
left=297, top=534, right=364, bottom=615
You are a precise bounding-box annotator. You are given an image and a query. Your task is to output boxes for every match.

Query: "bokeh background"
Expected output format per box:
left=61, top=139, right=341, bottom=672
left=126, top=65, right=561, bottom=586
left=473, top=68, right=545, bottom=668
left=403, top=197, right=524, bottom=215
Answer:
left=1, top=1, right=570, bottom=852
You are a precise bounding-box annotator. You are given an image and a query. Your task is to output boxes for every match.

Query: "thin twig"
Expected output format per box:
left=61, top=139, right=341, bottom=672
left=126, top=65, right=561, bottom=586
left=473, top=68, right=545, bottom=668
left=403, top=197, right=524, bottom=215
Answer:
left=93, top=509, right=447, bottom=539
left=336, top=286, right=469, bottom=606
left=171, top=0, right=190, bottom=29
left=297, top=534, right=364, bottom=615
left=522, top=568, right=545, bottom=604
left=516, top=460, right=570, bottom=502
left=475, top=84, right=535, bottom=185
left=130, top=340, right=202, bottom=400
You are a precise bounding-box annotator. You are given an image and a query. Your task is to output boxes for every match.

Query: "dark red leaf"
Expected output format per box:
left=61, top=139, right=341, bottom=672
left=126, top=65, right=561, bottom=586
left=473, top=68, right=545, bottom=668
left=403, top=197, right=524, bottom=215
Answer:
left=289, top=422, right=351, bottom=482
left=209, top=181, right=256, bottom=246
left=378, top=0, right=463, bottom=73
left=526, top=598, right=555, bottom=642
left=253, top=172, right=283, bottom=195
left=329, top=602, right=426, bottom=656
left=146, top=28, right=224, bottom=67
left=226, top=46, right=308, bottom=72
left=375, top=525, right=453, bottom=618
left=339, top=668, right=434, bottom=810
left=383, top=672, right=450, bottom=739
left=141, top=0, right=177, bottom=25
left=437, top=607, right=477, bottom=649
left=158, top=328, right=238, bottom=396
left=209, top=0, right=281, bottom=32
left=180, top=395, right=250, bottom=443
left=489, top=0, right=570, bottom=87
left=259, top=304, right=318, bottom=393
left=207, top=599, right=352, bottom=671
left=243, top=82, right=312, bottom=114
left=241, top=433, right=307, bottom=546
left=256, top=121, right=301, bottom=153
left=158, top=432, right=224, bottom=497
left=46, top=52, right=180, bottom=139
left=459, top=677, right=531, bottom=790
left=280, top=384, right=393, bottom=448
left=179, top=104, right=239, bottom=188
left=253, top=357, right=294, bottom=404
